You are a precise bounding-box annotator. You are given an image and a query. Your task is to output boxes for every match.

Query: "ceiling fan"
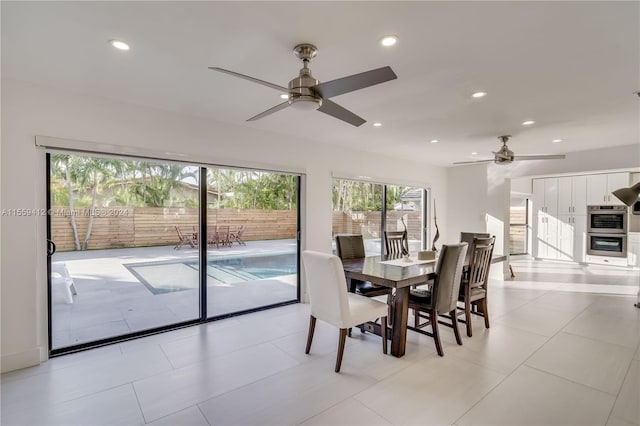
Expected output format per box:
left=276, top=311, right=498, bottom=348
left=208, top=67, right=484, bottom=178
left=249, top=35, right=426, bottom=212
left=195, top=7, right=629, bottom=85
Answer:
left=209, top=43, right=397, bottom=127
left=453, top=135, right=566, bottom=165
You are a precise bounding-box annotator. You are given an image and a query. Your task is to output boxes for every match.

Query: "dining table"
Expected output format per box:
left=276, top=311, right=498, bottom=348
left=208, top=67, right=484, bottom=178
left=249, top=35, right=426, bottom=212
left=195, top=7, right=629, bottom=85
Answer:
left=342, top=255, right=437, bottom=357
left=342, top=253, right=508, bottom=357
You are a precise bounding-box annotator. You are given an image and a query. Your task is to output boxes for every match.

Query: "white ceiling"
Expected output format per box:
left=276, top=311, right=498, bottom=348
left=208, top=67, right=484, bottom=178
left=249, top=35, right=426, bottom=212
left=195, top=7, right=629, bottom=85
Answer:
left=2, top=1, right=638, bottom=166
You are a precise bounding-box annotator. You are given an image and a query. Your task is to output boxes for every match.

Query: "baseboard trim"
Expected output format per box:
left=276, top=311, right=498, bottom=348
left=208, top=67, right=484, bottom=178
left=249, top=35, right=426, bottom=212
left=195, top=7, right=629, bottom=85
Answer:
left=1, top=347, right=42, bottom=373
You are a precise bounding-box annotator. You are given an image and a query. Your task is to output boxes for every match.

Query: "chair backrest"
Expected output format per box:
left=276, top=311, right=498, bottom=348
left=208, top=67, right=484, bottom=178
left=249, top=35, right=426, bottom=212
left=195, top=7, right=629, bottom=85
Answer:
left=467, top=236, right=496, bottom=289
left=218, top=225, right=229, bottom=237
left=176, top=226, right=186, bottom=239
left=460, top=232, right=489, bottom=264
left=335, top=234, right=366, bottom=260
left=302, top=251, right=350, bottom=326
left=384, top=231, right=409, bottom=256
left=433, top=243, right=468, bottom=313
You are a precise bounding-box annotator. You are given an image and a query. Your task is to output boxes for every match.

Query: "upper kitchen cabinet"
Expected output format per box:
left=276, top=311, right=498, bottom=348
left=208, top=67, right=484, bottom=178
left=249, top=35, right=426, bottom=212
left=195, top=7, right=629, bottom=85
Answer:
left=586, top=173, right=630, bottom=206
left=558, top=176, right=587, bottom=215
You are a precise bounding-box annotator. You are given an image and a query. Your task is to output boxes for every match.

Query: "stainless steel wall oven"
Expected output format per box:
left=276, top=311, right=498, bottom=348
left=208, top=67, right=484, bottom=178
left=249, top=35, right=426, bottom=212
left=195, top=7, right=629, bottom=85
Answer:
left=587, top=233, right=628, bottom=257
left=587, top=205, right=628, bottom=258
left=587, top=205, right=627, bottom=234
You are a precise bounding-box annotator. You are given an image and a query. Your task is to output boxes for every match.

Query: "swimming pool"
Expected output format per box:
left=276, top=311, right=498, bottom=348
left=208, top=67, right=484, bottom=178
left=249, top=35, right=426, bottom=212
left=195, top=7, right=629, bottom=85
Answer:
left=207, top=252, right=297, bottom=279
left=125, top=252, right=298, bottom=294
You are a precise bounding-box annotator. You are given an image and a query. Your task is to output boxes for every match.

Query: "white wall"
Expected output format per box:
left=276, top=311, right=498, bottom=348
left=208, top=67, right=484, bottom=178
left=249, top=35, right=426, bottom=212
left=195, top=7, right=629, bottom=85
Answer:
left=0, top=79, right=448, bottom=372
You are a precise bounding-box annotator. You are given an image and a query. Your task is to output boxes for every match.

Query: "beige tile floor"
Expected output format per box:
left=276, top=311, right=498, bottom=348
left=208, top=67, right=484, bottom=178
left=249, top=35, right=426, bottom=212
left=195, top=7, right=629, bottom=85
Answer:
left=1, top=258, right=639, bottom=426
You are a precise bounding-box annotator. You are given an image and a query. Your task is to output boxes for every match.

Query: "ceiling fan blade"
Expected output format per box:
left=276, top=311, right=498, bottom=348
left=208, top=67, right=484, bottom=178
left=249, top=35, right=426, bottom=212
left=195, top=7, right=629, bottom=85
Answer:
left=452, top=159, right=494, bottom=165
left=246, top=101, right=290, bottom=121
left=317, top=99, right=366, bottom=127
left=512, top=154, right=566, bottom=161
left=208, top=67, right=291, bottom=92
left=312, top=66, right=397, bottom=99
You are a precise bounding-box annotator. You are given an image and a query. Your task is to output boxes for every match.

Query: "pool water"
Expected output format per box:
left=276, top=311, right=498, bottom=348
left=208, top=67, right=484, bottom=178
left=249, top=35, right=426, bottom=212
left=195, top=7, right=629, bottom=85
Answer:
left=207, top=252, right=297, bottom=279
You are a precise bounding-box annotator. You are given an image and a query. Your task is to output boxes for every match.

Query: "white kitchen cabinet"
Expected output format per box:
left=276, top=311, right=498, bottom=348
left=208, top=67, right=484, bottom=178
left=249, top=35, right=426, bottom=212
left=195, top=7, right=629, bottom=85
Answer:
left=533, top=178, right=559, bottom=259
left=558, top=175, right=587, bottom=215
left=558, top=214, right=586, bottom=262
left=587, top=173, right=630, bottom=205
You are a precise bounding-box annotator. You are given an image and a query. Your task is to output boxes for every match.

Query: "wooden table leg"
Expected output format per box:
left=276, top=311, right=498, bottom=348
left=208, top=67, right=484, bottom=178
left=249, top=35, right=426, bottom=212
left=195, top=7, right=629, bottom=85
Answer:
left=391, top=287, right=409, bottom=357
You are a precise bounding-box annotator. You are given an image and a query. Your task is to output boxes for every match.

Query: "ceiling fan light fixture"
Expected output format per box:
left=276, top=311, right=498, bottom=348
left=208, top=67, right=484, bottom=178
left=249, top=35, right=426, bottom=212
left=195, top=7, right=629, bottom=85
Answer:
left=288, top=95, right=322, bottom=110
left=380, top=36, right=398, bottom=47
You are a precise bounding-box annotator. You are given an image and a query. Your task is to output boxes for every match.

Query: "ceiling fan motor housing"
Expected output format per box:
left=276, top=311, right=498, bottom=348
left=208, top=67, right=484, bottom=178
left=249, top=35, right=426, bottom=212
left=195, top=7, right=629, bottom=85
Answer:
left=288, top=43, right=323, bottom=110
left=288, top=74, right=322, bottom=110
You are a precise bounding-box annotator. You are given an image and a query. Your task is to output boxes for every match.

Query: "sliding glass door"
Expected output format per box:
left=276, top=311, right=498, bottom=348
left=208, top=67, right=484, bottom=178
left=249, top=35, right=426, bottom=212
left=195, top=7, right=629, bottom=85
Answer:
left=205, top=168, right=299, bottom=317
left=48, top=152, right=300, bottom=354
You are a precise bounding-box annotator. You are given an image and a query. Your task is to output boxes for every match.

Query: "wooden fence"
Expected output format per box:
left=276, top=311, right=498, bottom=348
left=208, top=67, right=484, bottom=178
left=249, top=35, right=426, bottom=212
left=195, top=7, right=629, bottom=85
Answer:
left=51, top=207, right=423, bottom=252
left=332, top=211, right=423, bottom=240
left=51, top=207, right=298, bottom=251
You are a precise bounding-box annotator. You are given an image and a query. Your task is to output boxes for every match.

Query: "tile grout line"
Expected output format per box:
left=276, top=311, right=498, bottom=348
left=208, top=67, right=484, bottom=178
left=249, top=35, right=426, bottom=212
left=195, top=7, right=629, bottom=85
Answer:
left=130, top=381, right=149, bottom=424
left=451, top=290, right=590, bottom=425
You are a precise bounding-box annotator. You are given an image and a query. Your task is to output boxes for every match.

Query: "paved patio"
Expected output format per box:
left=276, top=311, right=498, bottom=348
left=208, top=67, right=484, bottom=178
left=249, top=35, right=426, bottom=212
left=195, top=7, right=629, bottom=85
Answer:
left=51, top=239, right=299, bottom=350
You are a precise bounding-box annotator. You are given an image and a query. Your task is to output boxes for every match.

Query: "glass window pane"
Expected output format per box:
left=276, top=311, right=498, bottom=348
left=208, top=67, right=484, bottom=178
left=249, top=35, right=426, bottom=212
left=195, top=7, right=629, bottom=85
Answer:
left=510, top=197, right=528, bottom=255
left=49, top=154, right=200, bottom=350
left=385, top=186, right=424, bottom=254
left=332, top=179, right=382, bottom=256
left=206, top=169, right=299, bottom=317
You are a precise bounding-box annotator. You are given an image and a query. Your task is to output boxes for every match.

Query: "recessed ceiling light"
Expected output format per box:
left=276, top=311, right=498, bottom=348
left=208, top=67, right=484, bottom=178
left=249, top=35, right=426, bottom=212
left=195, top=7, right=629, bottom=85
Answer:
left=430, top=139, right=439, bottom=144
left=109, top=39, right=130, bottom=51
left=471, top=152, right=478, bottom=155
left=471, top=91, right=487, bottom=98
left=280, top=94, right=289, bottom=100
left=373, top=122, right=382, bottom=127
left=552, top=139, right=563, bottom=143
left=380, top=36, right=398, bottom=47
left=522, top=120, right=535, bottom=126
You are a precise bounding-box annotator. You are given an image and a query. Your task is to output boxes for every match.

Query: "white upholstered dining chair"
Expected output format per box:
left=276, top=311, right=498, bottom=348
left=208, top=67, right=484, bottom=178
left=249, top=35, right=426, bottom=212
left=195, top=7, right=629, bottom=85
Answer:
left=302, top=250, right=388, bottom=372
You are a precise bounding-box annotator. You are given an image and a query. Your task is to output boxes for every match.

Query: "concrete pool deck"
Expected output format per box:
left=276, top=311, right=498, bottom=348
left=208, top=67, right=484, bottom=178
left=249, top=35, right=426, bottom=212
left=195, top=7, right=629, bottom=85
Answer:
left=51, top=239, right=299, bottom=350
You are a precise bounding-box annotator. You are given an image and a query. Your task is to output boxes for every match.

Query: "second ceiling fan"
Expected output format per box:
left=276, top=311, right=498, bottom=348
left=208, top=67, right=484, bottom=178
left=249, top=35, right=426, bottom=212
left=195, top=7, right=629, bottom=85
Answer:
left=209, top=43, right=397, bottom=127
left=454, top=135, right=566, bottom=165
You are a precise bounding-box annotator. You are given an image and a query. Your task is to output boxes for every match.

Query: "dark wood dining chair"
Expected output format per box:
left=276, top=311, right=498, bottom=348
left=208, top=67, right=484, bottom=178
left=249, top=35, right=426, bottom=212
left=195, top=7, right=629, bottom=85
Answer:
left=335, top=235, right=392, bottom=297
left=302, top=250, right=388, bottom=372
left=407, top=242, right=468, bottom=356
left=335, top=234, right=394, bottom=329
left=460, top=232, right=490, bottom=265
left=384, top=230, right=409, bottom=256
left=457, top=236, right=495, bottom=337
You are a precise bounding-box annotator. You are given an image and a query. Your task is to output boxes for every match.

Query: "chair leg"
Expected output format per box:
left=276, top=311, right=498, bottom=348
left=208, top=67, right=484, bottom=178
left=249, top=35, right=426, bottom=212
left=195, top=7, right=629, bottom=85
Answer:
left=335, top=328, right=348, bottom=373
left=465, top=299, right=473, bottom=338
left=450, top=309, right=463, bottom=346
left=380, top=316, right=388, bottom=355
left=482, top=298, right=490, bottom=329
left=431, top=310, right=444, bottom=357
left=305, top=315, right=316, bottom=354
